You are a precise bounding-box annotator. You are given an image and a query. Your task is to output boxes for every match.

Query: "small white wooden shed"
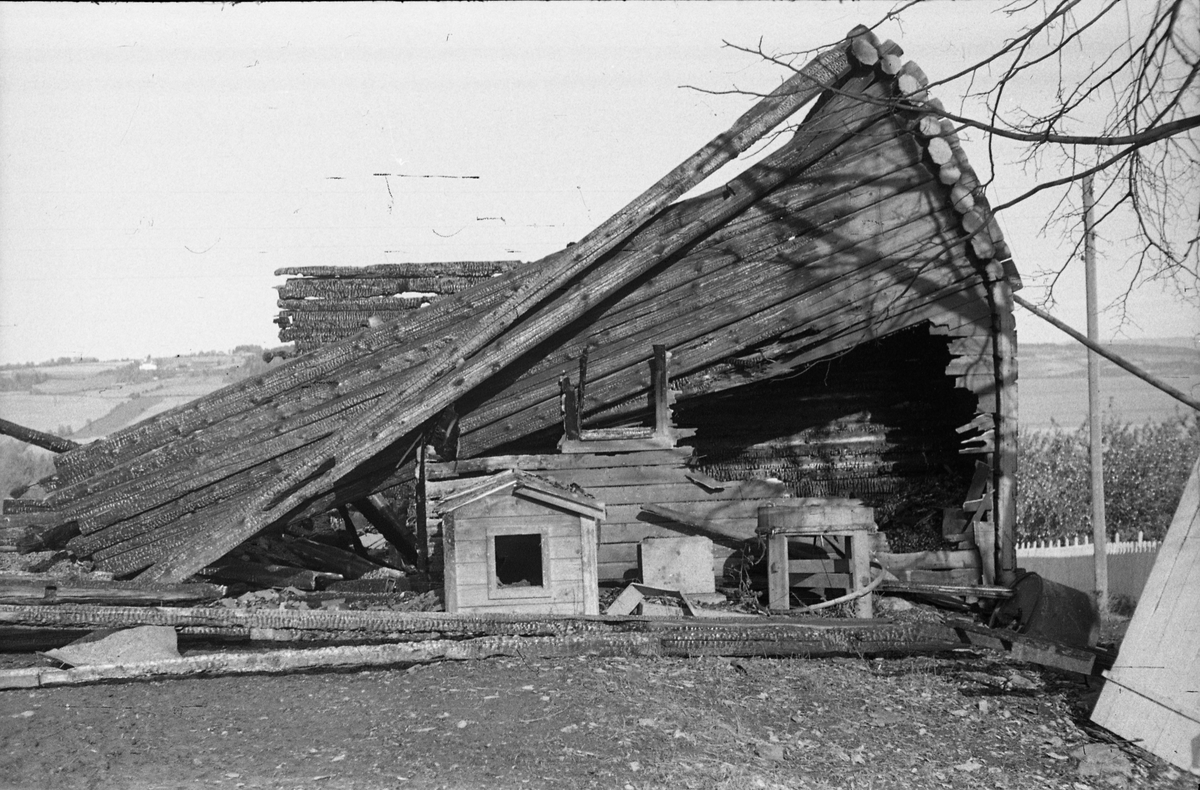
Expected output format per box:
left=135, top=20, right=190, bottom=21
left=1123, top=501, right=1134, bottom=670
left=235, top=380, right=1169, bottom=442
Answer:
left=439, top=470, right=605, bottom=616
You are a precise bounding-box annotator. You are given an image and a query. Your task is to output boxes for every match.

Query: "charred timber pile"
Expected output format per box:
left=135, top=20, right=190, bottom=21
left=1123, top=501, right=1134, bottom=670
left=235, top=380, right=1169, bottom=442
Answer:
left=4, top=26, right=1018, bottom=587
left=275, top=261, right=521, bottom=354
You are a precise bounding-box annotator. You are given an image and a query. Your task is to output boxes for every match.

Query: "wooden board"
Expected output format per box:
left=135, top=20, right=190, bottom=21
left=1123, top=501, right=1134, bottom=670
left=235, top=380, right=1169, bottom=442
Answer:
left=427, top=451, right=690, bottom=480
left=1091, top=454, right=1200, bottom=774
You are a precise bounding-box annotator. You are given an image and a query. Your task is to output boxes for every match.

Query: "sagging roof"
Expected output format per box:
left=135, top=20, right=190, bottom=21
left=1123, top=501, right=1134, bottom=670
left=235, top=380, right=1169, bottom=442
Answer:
left=8, top=26, right=1020, bottom=583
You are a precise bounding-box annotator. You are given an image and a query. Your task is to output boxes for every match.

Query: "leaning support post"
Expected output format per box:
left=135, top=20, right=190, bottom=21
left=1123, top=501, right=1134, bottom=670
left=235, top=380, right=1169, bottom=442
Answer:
left=0, top=418, right=79, bottom=454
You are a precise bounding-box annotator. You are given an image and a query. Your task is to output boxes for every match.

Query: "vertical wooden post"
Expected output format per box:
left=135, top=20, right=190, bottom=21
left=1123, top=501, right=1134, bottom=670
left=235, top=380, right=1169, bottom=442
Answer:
left=652, top=345, right=670, bottom=436
left=416, top=444, right=429, bottom=572
left=849, top=531, right=873, bottom=619
left=442, top=512, right=458, bottom=614
left=768, top=533, right=791, bottom=611
left=989, top=267, right=1019, bottom=587
left=560, top=376, right=581, bottom=440
left=1083, top=174, right=1109, bottom=612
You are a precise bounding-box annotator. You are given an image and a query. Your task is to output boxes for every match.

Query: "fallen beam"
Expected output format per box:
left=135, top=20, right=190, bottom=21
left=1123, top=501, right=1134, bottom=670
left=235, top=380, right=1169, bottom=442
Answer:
left=0, top=578, right=225, bottom=606
left=0, top=619, right=973, bottom=689
left=0, top=418, right=79, bottom=454
left=640, top=503, right=756, bottom=546
left=0, top=633, right=663, bottom=689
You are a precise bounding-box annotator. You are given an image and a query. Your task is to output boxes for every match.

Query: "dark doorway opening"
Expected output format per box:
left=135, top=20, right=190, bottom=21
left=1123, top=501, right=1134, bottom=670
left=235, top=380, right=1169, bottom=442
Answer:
left=494, top=534, right=544, bottom=587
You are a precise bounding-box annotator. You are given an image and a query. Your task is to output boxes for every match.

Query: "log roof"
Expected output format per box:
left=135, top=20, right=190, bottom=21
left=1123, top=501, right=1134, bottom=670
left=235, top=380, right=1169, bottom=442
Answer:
left=8, top=26, right=1021, bottom=584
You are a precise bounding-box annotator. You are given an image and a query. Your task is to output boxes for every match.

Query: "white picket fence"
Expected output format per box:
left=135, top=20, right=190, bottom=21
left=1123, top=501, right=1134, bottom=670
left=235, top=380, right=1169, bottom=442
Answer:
left=1016, top=533, right=1161, bottom=602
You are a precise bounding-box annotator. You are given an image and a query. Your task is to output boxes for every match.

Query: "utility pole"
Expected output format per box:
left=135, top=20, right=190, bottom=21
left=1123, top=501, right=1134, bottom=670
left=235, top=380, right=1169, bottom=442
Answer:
left=1083, top=174, right=1108, bottom=613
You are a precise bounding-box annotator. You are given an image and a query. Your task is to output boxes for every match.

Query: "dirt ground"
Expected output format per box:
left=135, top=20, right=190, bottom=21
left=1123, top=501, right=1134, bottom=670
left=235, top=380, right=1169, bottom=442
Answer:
left=1, top=643, right=1194, bottom=790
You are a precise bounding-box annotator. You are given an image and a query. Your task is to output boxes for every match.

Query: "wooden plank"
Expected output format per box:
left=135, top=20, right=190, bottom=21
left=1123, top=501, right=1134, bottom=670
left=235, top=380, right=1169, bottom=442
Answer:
left=768, top=533, right=790, bottom=611
left=639, top=504, right=759, bottom=545
left=276, top=261, right=520, bottom=279
left=581, top=518, right=600, bottom=616
left=599, top=542, right=738, bottom=565
left=0, top=578, right=225, bottom=606
left=652, top=345, right=671, bottom=435
left=538, top=465, right=699, bottom=487
left=443, top=512, right=459, bottom=613
left=427, top=451, right=690, bottom=479
left=572, top=482, right=736, bottom=506
left=558, top=436, right=679, bottom=454
left=514, top=486, right=605, bottom=521
left=603, top=500, right=782, bottom=526
left=451, top=495, right=779, bottom=525
left=600, top=519, right=756, bottom=544
left=789, top=572, right=852, bottom=589
left=878, top=581, right=1013, bottom=599
left=876, top=549, right=981, bottom=575
left=445, top=513, right=580, bottom=532
left=901, top=568, right=981, bottom=585
left=455, top=575, right=586, bottom=601
left=788, top=559, right=849, bottom=573
left=850, top=530, right=874, bottom=618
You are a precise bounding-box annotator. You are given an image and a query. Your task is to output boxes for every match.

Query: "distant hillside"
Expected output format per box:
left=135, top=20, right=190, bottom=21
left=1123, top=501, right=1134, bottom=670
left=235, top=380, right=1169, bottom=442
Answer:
left=0, top=348, right=280, bottom=440
left=1020, top=339, right=1199, bottom=430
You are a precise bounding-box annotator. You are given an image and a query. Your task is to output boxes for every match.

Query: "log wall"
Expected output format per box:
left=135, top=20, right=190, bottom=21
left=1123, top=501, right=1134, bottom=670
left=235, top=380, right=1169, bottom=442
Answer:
left=275, top=262, right=521, bottom=354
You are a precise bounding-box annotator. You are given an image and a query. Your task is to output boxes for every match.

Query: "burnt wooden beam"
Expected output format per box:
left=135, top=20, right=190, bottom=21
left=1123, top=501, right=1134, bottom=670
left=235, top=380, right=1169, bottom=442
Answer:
left=350, top=496, right=421, bottom=568
left=652, top=345, right=671, bottom=436
left=275, top=261, right=520, bottom=279
left=335, top=505, right=368, bottom=557
left=0, top=578, right=225, bottom=606
left=0, top=418, right=79, bottom=454
left=560, top=376, right=581, bottom=440
left=16, top=520, right=79, bottom=554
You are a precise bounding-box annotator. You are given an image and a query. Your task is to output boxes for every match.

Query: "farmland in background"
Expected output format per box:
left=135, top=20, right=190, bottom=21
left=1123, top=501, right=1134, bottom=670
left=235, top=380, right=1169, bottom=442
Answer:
left=0, top=347, right=279, bottom=496
left=1016, top=337, right=1199, bottom=544
left=0, top=348, right=277, bottom=440
left=1020, top=337, right=1199, bottom=430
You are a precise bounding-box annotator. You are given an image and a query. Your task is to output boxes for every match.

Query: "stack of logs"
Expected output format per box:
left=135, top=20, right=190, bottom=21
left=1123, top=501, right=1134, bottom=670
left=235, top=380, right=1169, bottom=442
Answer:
left=275, top=261, right=520, bottom=353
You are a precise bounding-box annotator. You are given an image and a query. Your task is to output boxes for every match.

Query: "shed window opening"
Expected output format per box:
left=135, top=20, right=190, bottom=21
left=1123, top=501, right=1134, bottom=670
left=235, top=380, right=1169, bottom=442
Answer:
left=493, top=533, right=545, bottom=587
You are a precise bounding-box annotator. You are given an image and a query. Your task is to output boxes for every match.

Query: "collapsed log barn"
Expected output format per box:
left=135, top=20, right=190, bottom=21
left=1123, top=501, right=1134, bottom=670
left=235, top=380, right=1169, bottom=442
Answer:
left=3, top=27, right=1021, bottom=598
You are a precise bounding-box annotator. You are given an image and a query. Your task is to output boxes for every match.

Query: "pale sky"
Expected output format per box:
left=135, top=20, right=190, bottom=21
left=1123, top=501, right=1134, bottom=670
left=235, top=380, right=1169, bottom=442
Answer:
left=1, top=1, right=1196, bottom=365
